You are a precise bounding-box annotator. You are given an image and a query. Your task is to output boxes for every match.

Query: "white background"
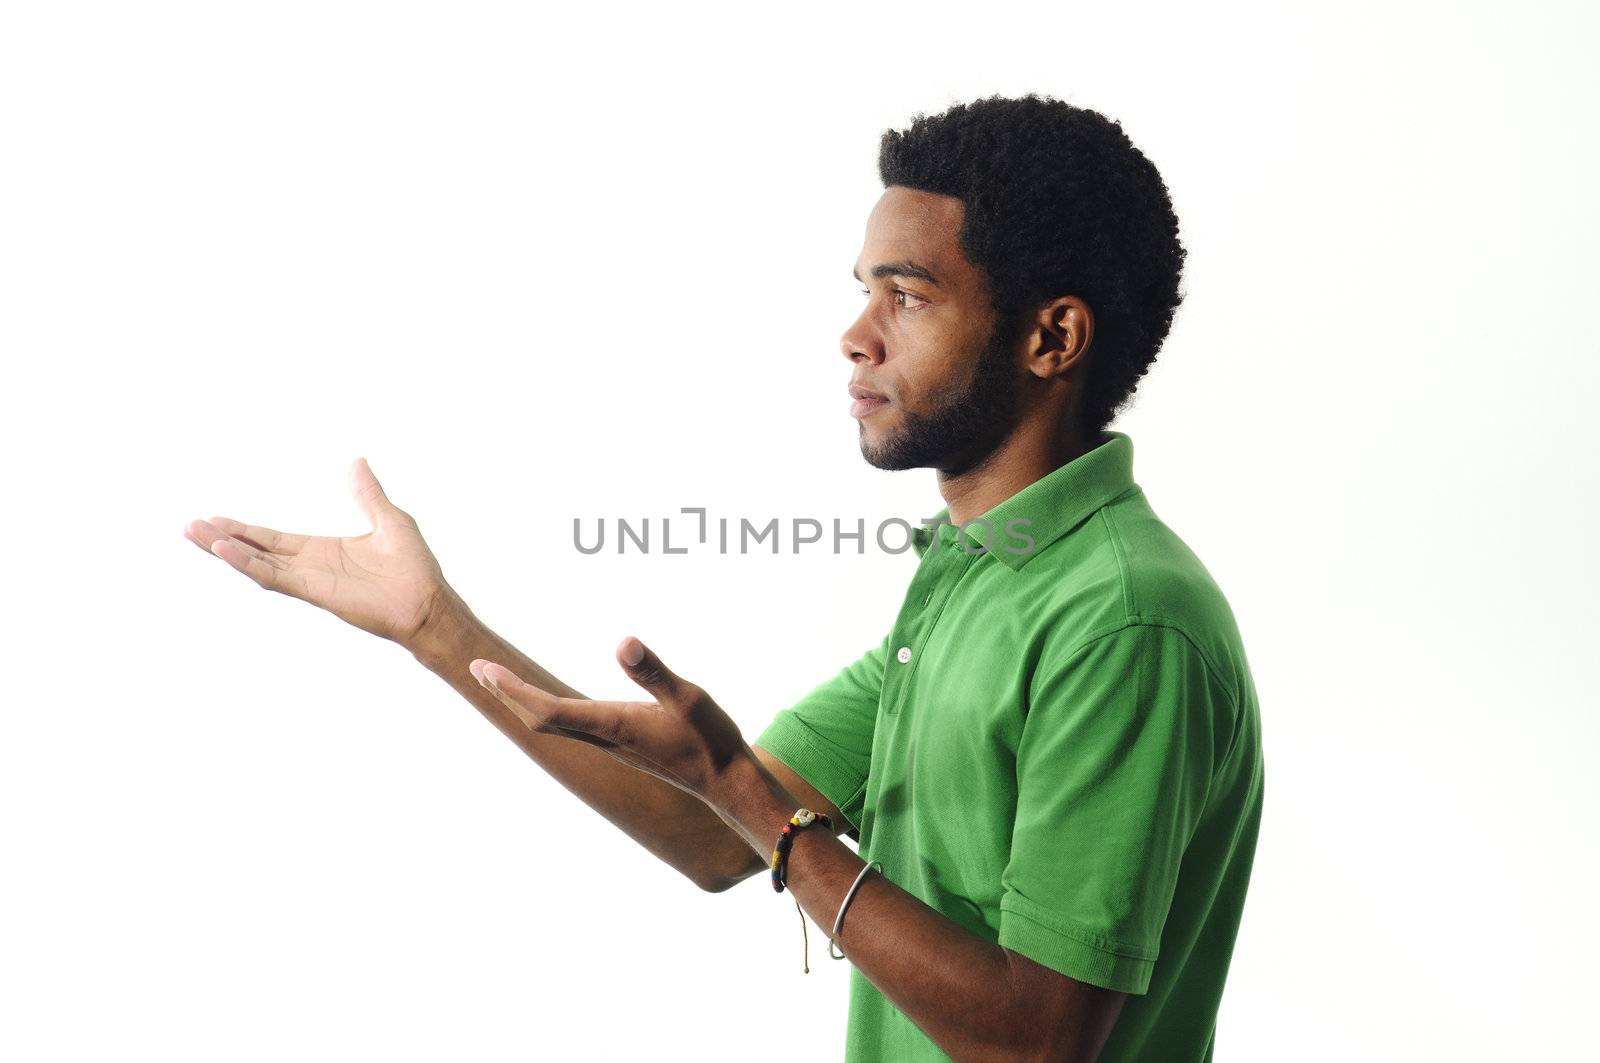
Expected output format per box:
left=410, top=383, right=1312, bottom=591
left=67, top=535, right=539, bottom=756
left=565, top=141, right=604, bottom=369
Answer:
left=3, top=2, right=1597, bottom=1059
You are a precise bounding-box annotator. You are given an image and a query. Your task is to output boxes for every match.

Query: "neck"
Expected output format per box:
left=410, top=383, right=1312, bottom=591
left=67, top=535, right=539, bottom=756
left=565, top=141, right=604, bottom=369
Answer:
left=938, top=412, right=1098, bottom=527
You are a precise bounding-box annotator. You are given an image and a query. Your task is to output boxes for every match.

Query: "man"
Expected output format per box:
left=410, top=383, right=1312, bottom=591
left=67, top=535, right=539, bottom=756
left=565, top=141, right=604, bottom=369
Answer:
left=186, top=94, right=1263, bottom=1061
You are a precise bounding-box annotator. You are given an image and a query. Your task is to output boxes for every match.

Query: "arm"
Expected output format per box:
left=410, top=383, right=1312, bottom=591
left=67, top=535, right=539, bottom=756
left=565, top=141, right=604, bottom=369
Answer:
left=400, top=592, right=771, bottom=891
left=710, top=756, right=1127, bottom=1062
left=184, top=459, right=830, bottom=892
left=471, top=643, right=1127, bottom=1062
left=405, top=593, right=838, bottom=891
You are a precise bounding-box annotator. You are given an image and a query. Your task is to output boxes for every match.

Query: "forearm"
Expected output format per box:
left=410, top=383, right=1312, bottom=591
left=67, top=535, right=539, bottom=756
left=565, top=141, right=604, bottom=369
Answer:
left=707, top=757, right=1104, bottom=1062
left=408, top=593, right=759, bottom=891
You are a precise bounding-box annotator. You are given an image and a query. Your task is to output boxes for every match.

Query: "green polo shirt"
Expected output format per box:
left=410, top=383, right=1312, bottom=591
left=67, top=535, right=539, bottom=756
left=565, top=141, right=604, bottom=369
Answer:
left=755, top=430, right=1263, bottom=1062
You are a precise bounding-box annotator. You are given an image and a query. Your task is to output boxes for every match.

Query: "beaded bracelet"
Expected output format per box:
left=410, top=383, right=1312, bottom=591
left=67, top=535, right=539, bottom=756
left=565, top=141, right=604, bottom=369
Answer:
left=770, top=807, right=833, bottom=973
left=770, top=807, right=833, bottom=893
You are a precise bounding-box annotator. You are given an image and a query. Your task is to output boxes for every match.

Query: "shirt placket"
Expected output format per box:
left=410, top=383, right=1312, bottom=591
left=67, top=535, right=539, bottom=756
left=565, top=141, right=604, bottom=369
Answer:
left=882, top=527, right=980, bottom=717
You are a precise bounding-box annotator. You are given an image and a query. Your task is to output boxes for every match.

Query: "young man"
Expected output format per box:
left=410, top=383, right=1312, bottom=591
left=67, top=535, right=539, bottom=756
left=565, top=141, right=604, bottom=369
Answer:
left=186, top=94, right=1263, bottom=1062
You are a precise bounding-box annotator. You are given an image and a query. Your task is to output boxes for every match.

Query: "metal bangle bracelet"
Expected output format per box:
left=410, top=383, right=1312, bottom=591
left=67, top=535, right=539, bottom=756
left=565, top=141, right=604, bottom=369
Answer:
left=828, top=860, right=883, bottom=960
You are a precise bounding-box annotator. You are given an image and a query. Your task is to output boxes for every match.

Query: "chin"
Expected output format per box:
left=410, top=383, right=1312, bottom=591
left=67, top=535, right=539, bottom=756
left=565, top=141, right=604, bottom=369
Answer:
left=858, top=427, right=928, bottom=472
left=859, top=447, right=905, bottom=471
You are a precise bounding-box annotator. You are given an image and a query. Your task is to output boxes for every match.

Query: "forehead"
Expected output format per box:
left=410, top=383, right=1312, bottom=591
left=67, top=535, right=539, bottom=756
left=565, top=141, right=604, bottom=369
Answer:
left=855, top=186, right=972, bottom=282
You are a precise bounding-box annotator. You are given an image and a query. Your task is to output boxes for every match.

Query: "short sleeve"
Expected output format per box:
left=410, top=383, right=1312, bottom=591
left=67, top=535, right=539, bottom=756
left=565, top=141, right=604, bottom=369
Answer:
left=754, top=630, right=890, bottom=834
left=997, top=622, right=1226, bottom=994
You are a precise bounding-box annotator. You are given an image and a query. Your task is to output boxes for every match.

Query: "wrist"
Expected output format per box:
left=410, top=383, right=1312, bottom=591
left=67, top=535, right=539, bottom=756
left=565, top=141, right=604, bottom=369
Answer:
left=704, top=751, right=802, bottom=857
left=407, top=586, right=480, bottom=668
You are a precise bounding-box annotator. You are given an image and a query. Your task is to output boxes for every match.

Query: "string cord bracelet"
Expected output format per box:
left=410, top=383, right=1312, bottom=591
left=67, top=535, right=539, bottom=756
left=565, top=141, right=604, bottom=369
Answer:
left=770, top=808, right=833, bottom=973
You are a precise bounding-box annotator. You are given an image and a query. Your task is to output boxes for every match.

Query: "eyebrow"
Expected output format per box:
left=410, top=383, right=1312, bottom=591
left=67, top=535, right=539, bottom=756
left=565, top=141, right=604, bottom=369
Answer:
left=852, top=260, right=941, bottom=287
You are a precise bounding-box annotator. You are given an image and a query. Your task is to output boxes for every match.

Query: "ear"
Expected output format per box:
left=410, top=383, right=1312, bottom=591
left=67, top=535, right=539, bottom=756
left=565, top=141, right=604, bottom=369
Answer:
left=1021, top=296, right=1094, bottom=381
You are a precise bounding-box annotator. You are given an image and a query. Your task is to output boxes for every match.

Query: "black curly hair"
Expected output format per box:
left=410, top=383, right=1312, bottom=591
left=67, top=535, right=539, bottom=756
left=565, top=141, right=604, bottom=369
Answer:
left=878, top=94, right=1187, bottom=436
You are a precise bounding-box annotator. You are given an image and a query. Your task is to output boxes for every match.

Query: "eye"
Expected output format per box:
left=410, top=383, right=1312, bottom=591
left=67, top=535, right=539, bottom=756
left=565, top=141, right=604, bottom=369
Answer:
left=860, top=287, right=927, bottom=308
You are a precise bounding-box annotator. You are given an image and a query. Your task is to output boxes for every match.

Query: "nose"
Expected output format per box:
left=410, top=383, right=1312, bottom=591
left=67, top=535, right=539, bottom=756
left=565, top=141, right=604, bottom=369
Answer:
left=840, top=308, right=884, bottom=365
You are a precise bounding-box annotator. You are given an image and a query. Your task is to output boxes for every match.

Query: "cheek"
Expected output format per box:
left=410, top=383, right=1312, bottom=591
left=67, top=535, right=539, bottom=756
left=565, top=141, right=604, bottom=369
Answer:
left=897, top=348, right=972, bottom=413
left=883, top=308, right=986, bottom=407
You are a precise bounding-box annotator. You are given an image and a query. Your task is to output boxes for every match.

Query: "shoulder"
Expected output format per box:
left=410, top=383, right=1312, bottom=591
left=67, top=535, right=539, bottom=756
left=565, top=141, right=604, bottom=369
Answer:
left=1027, top=487, right=1253, bottom=713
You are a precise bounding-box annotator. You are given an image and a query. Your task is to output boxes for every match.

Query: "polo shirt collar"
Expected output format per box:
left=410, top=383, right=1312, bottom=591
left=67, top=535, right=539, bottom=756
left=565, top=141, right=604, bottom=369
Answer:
left=911, top=431, right=1136, bottom=571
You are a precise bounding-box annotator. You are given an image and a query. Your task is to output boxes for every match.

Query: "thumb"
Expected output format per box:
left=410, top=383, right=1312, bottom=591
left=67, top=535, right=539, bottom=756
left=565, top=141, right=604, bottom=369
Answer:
left=617, top=636, right=687, bottom=703
left=349, top=457, right=401, bottom=528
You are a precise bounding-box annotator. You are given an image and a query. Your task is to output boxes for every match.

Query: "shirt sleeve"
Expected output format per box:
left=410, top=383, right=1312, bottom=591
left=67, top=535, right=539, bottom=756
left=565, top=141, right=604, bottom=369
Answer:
left=997, top=621, right=1228, bottom=995
left=753, top=630, right=890, bottom=834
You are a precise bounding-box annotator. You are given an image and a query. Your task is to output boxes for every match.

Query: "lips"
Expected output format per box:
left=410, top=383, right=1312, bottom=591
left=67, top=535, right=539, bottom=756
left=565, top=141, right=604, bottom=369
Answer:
left=848, top=383, right=890, bottom=419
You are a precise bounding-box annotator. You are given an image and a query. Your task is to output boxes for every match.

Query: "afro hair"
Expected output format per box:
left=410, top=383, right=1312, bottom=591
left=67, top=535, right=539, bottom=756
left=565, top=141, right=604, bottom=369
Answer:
left=878, top=94, right=1187, bottom=435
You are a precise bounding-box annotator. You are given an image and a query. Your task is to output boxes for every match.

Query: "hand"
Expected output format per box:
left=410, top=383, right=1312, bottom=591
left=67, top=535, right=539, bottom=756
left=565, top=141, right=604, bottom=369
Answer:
left=469, top=637, right=752, bottom=798
left=184, top=459, right=452, bottom=646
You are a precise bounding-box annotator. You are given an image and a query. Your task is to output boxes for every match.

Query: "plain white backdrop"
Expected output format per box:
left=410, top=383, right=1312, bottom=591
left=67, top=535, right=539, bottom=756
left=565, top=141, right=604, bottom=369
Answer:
left=3, top=1, right=1597, bottom=1059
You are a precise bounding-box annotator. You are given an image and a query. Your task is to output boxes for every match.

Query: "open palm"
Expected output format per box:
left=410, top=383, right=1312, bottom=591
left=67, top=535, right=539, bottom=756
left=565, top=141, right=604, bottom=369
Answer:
left=184, top=459, right=449, bottom=645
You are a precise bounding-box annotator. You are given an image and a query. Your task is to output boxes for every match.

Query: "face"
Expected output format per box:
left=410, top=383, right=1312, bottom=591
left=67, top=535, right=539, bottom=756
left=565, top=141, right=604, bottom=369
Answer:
left=843, top=186, right=1023, bottom=475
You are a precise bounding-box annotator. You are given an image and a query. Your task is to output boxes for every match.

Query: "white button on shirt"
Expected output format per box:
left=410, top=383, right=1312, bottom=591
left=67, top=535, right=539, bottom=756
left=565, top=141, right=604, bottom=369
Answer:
left=896, top=646, right=913, bottom=664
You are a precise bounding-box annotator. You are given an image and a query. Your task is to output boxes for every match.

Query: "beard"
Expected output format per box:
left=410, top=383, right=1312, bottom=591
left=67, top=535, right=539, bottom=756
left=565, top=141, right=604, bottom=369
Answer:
left=859, top=320, right=1023, bottom=476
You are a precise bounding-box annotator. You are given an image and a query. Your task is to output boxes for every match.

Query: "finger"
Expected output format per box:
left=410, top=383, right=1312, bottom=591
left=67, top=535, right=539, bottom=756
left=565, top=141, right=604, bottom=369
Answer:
left=349, top=457, right=403, bottom=529
left=183, top=519, right=212, bottom=553
left=616, top=636, right=690, bottom=705
left=185, top=518, right=241, bottom=555
left=471, top=660, right=639, bottom=744
left=208, top=535, right=289, bottom=593
left=206, top=516, right=308, bottom=555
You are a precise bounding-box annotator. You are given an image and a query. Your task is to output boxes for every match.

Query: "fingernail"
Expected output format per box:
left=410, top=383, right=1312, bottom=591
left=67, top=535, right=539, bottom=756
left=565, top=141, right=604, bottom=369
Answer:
left=621, top=638, right=645, bottom=667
